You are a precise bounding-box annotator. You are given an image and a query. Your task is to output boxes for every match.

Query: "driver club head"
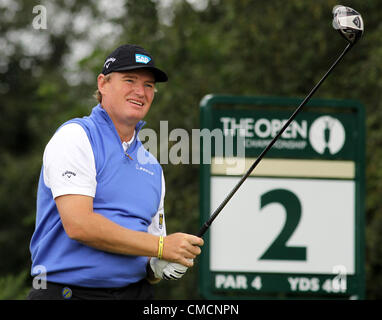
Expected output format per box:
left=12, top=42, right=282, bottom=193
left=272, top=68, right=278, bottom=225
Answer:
left=332, top=5, right=364, bottom=44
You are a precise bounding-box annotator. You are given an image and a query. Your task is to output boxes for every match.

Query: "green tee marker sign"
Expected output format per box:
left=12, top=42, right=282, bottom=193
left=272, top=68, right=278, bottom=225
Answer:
left=199, top=95, right=365, bottom=299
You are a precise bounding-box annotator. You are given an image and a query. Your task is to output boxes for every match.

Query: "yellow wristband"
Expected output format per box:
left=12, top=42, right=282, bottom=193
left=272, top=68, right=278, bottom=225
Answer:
left=157, top=236, right=164, bottom=259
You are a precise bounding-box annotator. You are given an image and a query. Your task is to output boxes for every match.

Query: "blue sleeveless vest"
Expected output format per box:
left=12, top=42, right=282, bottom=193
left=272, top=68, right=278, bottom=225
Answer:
left=30, top=104, right=163, bottom=287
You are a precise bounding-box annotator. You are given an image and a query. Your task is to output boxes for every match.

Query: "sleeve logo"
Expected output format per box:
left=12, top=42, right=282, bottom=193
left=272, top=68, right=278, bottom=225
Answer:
left=62, top=170, right=77, bottom=178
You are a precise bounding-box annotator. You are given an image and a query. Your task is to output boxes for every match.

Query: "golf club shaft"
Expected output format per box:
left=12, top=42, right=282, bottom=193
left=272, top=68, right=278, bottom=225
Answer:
left=197, top=42, right=353, bottom=238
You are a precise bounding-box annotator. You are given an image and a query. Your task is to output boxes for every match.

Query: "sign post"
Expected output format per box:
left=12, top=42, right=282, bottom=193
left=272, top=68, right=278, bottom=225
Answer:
left=199, top=95, right=365, bottom=299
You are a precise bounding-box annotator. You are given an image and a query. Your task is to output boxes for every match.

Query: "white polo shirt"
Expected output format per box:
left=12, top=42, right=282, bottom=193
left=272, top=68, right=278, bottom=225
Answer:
left=43, top=122, right=166, bottom=236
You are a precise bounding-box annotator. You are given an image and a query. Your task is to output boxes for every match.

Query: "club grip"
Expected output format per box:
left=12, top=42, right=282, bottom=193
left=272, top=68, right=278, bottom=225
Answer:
left=197, top=222, right=210, bottom=238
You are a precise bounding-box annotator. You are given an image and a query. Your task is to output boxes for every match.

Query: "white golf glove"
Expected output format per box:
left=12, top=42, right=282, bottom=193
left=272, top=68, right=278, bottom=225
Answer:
left=150, top=257, right=190, bottom=280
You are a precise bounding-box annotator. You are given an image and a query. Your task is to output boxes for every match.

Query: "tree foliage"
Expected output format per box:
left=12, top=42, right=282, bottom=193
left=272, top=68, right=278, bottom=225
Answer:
left=1, top=0, right=382, bottom=299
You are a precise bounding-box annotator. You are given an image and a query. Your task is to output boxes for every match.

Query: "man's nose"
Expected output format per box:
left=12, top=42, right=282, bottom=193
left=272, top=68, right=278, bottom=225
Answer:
left=133, top=82, right=145, bottom=97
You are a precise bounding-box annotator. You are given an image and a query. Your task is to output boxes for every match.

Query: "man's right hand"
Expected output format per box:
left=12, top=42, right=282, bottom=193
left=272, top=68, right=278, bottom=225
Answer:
left=162, top=233, right=204, bottom=267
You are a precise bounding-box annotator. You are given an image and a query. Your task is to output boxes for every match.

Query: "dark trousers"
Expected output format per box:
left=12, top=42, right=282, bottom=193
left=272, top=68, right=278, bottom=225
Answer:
left=27, top=279, right=153, bottom=300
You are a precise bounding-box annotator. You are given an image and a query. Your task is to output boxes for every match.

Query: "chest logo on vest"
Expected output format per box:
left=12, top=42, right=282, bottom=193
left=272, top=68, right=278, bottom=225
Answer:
left=135, top=164, right=154, bottom=176
left=159, top=213, right=164, bottom=229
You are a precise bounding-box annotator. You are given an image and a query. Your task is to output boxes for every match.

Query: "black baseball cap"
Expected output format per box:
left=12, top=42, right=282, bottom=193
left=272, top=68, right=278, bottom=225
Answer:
left=101, top=44, right=168, bottom=82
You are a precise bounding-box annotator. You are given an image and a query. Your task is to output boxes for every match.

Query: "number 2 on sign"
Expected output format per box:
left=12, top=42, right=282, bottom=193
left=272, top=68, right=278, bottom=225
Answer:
left=259, top=189, right=307, bottom=261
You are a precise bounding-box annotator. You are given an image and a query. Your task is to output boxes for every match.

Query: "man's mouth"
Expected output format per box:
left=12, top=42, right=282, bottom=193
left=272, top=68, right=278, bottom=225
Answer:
left=127, top=99, right=144, bottom=107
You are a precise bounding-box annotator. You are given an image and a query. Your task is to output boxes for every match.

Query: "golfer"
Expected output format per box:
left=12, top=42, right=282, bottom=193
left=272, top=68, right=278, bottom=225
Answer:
left=28, top=44, right=204, bottom=300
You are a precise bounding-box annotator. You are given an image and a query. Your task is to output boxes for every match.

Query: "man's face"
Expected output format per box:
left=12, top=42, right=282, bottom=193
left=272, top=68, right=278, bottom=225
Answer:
left=98, top=69, right=156, bottom=126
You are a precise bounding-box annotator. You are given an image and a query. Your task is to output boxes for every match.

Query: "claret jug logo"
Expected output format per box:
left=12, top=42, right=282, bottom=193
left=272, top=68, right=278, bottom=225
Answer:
left=309, top=116, right=346, bottom=155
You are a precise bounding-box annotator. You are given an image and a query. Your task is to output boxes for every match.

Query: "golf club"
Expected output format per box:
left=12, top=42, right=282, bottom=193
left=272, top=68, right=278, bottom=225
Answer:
left=197, top=5, right=364, bottom=238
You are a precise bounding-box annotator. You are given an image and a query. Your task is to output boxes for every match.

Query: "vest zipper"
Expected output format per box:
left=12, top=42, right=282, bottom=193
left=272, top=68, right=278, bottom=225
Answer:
left=124, top=152, right=133, bottom=160
left=123, top=121, right=145, bottom=161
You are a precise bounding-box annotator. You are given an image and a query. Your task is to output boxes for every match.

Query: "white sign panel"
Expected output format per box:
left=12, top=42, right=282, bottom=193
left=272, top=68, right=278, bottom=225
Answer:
left=210, top=176, right=355, bottom=274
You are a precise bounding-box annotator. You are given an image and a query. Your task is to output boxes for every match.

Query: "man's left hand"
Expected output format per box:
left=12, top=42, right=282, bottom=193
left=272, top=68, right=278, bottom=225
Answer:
left=150, top=258, right=189, bottom=280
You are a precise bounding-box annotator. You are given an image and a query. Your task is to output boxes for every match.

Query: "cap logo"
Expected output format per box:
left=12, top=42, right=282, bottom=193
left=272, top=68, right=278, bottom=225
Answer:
left=104, top=57, right=116, bottom=69
left=135, top=54, right=151, bottom=64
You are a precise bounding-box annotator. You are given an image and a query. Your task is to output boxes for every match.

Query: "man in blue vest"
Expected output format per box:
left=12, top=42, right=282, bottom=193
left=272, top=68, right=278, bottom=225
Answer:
left=28, top=44, right=204, bottom=300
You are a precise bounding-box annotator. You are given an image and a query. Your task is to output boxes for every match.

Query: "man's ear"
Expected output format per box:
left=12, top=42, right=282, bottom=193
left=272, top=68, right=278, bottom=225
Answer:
left=97, top=73, right=109, bottom=95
